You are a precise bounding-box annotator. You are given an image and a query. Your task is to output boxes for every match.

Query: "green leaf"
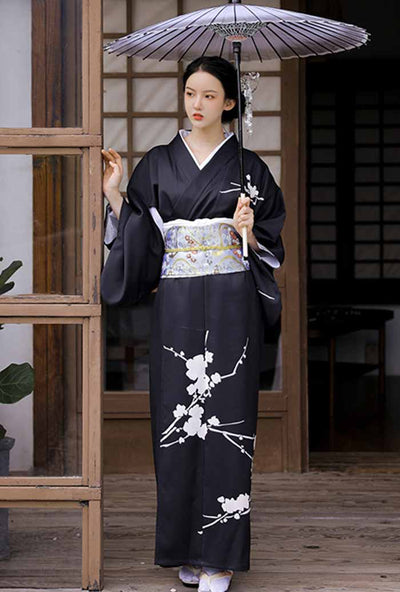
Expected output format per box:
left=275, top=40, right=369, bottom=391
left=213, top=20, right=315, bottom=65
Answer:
left=0, top=260, right=23, bottom=295
left=0, top=363, right=34, bottom=404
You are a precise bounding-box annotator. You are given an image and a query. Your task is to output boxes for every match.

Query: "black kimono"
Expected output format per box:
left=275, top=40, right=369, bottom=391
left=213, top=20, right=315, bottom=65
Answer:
left=101, top=128, right=286, bottom=572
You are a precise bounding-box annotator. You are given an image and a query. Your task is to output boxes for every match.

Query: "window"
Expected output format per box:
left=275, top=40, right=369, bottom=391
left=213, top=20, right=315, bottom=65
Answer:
left=307, top=59, right=400, bottom=304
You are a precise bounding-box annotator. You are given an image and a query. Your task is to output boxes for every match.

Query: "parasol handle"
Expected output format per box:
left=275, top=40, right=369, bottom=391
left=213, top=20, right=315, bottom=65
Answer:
left=240, top=192, right=248, bottom=258
left=233, top=40, right=248, bottom=259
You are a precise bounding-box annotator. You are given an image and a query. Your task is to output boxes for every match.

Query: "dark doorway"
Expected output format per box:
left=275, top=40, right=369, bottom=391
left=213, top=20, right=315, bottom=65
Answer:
left=305, top=0, right=400, bottom=468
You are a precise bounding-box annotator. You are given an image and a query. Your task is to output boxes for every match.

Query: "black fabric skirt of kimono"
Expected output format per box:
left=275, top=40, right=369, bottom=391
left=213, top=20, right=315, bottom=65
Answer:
left=149, top=259, right=263, bottom=572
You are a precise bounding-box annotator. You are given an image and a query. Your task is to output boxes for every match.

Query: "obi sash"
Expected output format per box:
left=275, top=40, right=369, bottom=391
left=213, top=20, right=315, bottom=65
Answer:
left=160, top=217, right=250, bottom=279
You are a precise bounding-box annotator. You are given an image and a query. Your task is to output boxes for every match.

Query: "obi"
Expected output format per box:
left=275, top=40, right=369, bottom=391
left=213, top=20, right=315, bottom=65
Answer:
left=160, top=217, right=250, bottom=279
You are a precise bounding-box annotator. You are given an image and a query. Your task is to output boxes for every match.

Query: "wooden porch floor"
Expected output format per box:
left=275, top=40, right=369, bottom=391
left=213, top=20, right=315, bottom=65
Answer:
left=2, top=468, right=400, bottom=591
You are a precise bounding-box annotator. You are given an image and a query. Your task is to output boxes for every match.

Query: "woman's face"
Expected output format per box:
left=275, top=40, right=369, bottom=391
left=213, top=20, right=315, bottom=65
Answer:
left=184, top=70, right=235, bottom=129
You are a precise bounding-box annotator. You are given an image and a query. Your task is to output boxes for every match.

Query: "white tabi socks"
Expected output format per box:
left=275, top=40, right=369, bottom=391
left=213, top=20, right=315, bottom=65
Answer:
left=198, top=566, right=234, bottom=592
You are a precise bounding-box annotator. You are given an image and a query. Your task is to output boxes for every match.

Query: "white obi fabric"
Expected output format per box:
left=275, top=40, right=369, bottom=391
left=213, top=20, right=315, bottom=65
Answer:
left=160, top=217, right=250, bottom=279
left=104, top=206, right=281, bottom=271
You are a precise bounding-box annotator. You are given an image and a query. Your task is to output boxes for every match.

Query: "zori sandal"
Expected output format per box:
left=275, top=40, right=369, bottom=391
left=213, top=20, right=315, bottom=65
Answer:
left=178, top=564, right=202, bottom=586
left=198, top=567, right=234, bottom=592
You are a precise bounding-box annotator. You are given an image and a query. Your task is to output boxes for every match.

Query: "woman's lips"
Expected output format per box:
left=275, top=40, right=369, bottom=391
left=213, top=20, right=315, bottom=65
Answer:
left=193, top=114, right=203, bottom=120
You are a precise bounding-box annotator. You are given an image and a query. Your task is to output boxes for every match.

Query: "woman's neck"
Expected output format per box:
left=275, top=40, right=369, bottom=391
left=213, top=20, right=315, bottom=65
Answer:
left=188, top=124, right=226, bottom=147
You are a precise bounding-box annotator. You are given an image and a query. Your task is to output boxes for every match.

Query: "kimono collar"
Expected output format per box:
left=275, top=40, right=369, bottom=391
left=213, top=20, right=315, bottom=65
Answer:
left=178, top=128, right=235, bottom=170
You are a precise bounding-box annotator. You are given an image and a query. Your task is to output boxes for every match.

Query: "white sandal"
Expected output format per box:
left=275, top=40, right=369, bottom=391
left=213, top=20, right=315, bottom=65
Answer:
left=178, top=564, right=202, bottom=586
left=198, top=567, right=234, bottom=592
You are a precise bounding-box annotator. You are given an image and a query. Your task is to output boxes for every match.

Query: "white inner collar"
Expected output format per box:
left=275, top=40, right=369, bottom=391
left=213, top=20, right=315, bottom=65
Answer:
left=179, top=128, right=234, bottom=170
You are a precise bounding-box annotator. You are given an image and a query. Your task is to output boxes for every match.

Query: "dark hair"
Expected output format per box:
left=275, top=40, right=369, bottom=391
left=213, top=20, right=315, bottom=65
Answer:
left=182, top=56, right=246, bottom=123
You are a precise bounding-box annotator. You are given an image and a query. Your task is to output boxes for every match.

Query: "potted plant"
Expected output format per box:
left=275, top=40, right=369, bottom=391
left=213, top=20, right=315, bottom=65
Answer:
left=0, top=257, right=34, bottom=559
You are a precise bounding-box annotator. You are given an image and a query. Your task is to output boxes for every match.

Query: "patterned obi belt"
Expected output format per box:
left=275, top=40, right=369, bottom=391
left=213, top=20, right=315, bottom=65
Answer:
left=160, top=217, right=250, bottom=279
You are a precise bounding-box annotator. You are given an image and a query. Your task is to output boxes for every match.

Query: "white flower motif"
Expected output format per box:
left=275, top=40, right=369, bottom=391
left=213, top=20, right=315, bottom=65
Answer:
left=207, top=415, right=220, bottom=426
left=221, top=493, right=250, bottom=514
left=245, top=174, right=265, bottom=205
left=173, top=404, right=187, bottom=418
left=198, top=492, right=251, bottom=534
left=183, top=406, right=208, bottom=439
left=205, top=351, right=214, bottom=365
left=196, top=373, right=210, bottom=394
left=189, top=404, right=204, bottom=419
left=183, top=416, right=202, bottom=436
left=185, top=354, right=210, bottom=395
left=197, top=423, right=208, bottom=439
left=186, top=383, right=196, bottom=396
left=210, top=372, right=221, bottom=384
left=219, top=174, right=264, bottom=206
left=186, top=354, right=206, bottom=380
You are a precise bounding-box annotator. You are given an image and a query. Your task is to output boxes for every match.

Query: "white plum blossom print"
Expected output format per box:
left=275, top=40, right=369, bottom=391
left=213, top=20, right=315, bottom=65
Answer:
left=219, top=173, right=265, bottom=206
left=197, top=492, right=251, bottom=535
left=182, top=404, right=207, bottom=439
left=220, top=493, right=250, bottom=514
left=245, top=173, right=265, bottom=205
left=185, top=354, right=210, bottom=395
left=159, top=330, right=256, bottom=461
left=173, top=404, right=187, bottom=419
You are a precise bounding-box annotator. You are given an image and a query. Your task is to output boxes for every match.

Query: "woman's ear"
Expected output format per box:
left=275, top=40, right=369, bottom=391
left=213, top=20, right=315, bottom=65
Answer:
left=224, top=98, right=236, bottom=111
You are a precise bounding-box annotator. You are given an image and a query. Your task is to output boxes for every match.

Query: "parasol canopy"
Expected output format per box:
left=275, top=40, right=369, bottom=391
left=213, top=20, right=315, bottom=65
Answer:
left=103, top=2, right=369, bottom=62
left=103, top=1, right=370, bottom=256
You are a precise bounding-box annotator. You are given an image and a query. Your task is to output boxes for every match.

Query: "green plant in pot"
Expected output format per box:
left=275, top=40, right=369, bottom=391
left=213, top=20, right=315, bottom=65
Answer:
left=0, top=257, right=34, bottom=560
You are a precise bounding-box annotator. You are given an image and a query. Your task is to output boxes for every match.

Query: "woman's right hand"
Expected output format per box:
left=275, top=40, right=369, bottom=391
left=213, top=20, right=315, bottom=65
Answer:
left=101, top=148, right=123, bottom=198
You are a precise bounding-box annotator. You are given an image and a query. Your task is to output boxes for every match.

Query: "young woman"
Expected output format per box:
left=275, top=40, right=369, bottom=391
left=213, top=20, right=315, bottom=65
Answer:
left=101, top=56, right=286, bottom=592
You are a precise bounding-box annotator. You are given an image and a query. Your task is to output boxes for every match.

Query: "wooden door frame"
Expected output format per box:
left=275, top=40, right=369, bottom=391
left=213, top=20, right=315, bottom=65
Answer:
left=0, top=0, right=104, bottom=589
left=281, top=0, right=308, bottom=471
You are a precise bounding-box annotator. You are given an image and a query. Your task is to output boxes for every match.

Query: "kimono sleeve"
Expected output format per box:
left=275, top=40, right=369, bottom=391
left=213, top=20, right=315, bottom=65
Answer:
left=246, top=158, right=286, bottom=328
left=250, top=159, right=286, bottom=268
left=100, top=151, right=164, bottom=306
left=103, top=202, right=119, bottom=249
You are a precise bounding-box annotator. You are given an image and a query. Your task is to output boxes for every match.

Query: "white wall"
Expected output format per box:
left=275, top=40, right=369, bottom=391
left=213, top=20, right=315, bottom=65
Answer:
left=0, top=1, right=33, bottom=472
left=0, top=0, right=32, bottom=127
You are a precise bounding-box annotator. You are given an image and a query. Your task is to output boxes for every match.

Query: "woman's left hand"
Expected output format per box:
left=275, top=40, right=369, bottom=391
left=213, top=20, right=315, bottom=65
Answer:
left=233, top=196, right=254, bottom=238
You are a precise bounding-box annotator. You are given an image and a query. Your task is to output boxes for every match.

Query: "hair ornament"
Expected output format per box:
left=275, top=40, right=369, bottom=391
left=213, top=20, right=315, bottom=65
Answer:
left=240, top=71, right=260, bottom=135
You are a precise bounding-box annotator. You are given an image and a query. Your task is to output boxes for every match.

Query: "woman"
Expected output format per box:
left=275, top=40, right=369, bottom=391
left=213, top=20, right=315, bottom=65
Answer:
left=101, top=56, right=286, bottom=592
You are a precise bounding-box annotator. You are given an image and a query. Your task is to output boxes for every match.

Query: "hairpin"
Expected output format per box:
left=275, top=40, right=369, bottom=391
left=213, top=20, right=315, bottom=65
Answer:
left=240, top=71, right=260, bottom=135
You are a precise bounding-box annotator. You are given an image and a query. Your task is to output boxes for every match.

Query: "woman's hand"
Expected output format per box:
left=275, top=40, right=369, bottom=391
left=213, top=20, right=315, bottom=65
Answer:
left=101, top=148, right=123, bottom=198
left=101, top=148, right=124, bottom=219
left=233, top=196, right=254, bottom=237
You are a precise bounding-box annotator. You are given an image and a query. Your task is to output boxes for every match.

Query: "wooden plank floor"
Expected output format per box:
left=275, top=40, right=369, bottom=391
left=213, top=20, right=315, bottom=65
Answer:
left=2, top=469, right=400, bottom=591
left=310, top=452, right=400, bottom=473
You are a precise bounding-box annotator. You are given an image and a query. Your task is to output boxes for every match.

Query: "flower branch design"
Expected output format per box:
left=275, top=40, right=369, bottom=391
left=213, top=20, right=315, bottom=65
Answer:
left=159, top=330, right=255, bottom=461
left=219, top=173, right=265, bottom=206
left=197, top=493, right=251, bottom=535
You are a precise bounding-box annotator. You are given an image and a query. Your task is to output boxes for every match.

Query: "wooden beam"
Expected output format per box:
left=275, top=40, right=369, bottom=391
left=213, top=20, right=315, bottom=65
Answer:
left=281, top=0, right=308, bottom=472
left=0, top=486, right=101, bottom=501
left=0, top=304, right=101, bottom=317
left=0, top=134, right=102, bottom=147
left=0, top=476, right=83, bottom=486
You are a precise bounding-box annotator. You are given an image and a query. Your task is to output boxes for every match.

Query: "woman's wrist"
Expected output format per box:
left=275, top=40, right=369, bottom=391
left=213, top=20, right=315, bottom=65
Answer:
left=246, top=229, right=260, bottom=252
left=104, top=187, right=122, bottom=201
left=104, top=189, right=123, bottom=220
